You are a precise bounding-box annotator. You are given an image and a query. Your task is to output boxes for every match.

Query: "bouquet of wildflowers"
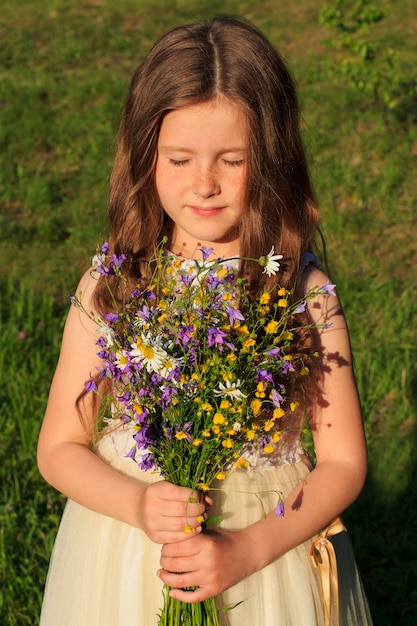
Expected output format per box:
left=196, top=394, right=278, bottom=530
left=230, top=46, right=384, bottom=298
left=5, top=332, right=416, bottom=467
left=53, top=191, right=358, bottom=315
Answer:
left=71, top=241, right=333, bottom=625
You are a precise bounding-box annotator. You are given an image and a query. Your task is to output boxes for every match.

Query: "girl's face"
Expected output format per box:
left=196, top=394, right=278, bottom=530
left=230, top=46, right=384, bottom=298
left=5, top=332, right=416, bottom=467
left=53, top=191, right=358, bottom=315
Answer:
left=155, top=98, right=248, bottom=259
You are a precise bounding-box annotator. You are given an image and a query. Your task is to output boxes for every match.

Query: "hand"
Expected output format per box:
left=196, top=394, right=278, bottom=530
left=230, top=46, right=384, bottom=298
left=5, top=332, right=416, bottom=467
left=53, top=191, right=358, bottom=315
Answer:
left=137, top=480, right=211, bottom=544
left=158, top=529, right=252, bottom=602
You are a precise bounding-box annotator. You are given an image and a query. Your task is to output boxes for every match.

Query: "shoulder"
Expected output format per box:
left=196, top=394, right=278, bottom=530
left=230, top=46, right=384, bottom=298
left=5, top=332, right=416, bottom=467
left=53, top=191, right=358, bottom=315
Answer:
left=302, top=265, right=347, bottom=333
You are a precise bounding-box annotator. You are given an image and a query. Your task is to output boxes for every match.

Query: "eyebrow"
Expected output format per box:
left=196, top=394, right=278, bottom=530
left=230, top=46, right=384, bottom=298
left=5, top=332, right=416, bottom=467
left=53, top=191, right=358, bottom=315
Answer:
left=157, top=146, right=247, bottom=154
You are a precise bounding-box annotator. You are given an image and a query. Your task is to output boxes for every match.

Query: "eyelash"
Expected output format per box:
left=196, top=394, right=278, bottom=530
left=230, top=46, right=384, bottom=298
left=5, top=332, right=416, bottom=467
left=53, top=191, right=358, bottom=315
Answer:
left=169, top=159, right=245, bottom=167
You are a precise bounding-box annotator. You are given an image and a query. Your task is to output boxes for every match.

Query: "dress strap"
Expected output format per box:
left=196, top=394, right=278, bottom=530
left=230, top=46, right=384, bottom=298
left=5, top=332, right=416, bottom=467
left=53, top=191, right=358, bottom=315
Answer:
left=310, top=517, right=346, bottom=626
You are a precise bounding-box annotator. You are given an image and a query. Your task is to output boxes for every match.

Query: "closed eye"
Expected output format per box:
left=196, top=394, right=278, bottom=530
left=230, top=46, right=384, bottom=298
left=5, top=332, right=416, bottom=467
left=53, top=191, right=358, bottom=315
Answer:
left=170, top=159, right=189, bottom=166
left=223, top=159, right=245, bottom=167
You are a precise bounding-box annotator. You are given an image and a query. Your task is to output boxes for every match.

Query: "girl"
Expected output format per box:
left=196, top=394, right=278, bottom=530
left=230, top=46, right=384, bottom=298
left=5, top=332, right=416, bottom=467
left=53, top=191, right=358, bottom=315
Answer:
left=38, top=16, right=373, bottom=626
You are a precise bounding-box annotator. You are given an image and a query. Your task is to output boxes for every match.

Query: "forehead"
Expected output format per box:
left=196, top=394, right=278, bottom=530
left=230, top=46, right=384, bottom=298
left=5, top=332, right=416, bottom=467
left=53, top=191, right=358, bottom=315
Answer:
left=158, top=98, right=248, bottom=149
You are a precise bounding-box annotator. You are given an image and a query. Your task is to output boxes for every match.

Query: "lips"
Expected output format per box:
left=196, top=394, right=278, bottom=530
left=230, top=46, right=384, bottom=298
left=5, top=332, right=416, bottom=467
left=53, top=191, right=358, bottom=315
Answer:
left=188, top=205, right=226, bottom=216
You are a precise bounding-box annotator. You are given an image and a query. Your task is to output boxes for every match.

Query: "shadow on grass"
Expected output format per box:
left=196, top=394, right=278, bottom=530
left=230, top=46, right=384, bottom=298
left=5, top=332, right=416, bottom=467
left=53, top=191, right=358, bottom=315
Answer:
left=345, top=370, right=417, bottom=626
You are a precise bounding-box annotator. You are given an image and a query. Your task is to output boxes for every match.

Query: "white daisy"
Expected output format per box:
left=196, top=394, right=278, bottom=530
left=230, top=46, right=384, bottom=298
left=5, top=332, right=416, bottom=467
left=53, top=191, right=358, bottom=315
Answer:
left=213, top=379, right=246, bottom=400
left=260, top=246, right=283, bottom=277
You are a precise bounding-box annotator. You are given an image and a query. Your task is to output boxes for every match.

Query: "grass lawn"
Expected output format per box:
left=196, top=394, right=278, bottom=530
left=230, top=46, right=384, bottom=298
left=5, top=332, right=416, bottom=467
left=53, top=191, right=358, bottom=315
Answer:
left=1, top=0, right=417, bottom=624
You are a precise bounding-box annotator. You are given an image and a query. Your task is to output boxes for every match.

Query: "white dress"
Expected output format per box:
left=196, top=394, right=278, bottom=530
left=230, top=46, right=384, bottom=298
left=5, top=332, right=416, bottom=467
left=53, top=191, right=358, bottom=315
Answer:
left=39, top=422, right=373, bottom=625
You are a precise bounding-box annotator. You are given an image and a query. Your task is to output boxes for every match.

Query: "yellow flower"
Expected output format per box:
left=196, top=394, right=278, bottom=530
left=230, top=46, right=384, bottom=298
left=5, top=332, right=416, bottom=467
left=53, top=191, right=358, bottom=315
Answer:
left=255, top=382, right=266, bottom=399
left=227, top=353, right=237, bottom=362
left=263, top=443, right=274, bottom=454
left=265, top=320, right=279, bottom=334
left=273, top=407, right=285, bottom=419
left=278, top=299, right=289, bottom=308
left=243, top=337, right=256, bottom=349
left=213, top=413, right=226, bottom=424
left=175, top=431, right=188, bottom=441
left=260, top=292, right=271, bottom=305
left=220, top=400, right=231, bottom=410
left=216, top=471, right=227, bottom=480
left=272, top=431, right=281, bottom=442
left=212, top=424, right=220, bottom=435
left=300, top=366, right=310, bottom=376
left=251, top=399, right=262, bottom=416
left=290, top=402, right=299, bottom=412
left=222, top=438, right=234, bottom=448
left=197, top=515, right=205, bottom=523
left=184, top=525, right=195, bottom=534
left=282, top=331, right=294, bottom=340
left=201, top=402, right=213, bottom=411
left=246, top=429, right=256, bottom=441
left=264, top=419, right=275, bottom=432
left=202, top=429, right=211, bottom=437
left=236, top=325, right=250, bottom=336
left=133, top=403, right=143, bottom=415
left=216, top=267, right=229, bottom=278
left=223, top=292, right=233, bottom=301
left=192, top=439, right=202, bottom=446
left=197, top=483, right=210, bottom=492
left=278, top=287, right=289, bottom=296
left=233, top=457, right=250, bottom=468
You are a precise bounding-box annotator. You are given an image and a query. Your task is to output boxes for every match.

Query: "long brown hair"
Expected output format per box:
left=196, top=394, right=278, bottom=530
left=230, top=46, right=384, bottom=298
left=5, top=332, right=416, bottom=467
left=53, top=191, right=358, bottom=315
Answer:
left=93, top=16, right=324, bottom=433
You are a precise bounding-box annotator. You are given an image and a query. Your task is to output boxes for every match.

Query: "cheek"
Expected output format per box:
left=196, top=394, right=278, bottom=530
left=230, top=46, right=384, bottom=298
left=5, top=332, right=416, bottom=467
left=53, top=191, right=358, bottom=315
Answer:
left=155, top=166, right=184, bottom=197
left=228, top=170, right=248, bottom=203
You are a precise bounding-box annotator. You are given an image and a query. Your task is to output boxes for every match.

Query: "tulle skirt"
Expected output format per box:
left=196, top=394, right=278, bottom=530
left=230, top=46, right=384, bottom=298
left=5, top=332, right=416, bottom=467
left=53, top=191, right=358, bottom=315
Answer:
left=40, top=433, right=373, bottom=626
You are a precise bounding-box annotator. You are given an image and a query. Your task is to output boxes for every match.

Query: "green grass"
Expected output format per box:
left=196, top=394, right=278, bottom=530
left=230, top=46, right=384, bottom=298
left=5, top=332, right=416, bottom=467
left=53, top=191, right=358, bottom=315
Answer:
left=1, top=0, right=417, bottom=624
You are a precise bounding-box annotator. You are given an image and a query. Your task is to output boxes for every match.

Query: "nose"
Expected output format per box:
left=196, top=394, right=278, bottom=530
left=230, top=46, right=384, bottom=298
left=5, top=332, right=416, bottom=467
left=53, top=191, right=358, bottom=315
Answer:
left=192, top=165, right=220, bottom=198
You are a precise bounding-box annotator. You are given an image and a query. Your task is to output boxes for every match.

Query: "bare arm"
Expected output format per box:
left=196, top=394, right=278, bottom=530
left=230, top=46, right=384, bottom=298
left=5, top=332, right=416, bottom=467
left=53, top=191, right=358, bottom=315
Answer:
left=37, top=270, right=206, bottom=542
left=159, top=267, right=368, bottom=600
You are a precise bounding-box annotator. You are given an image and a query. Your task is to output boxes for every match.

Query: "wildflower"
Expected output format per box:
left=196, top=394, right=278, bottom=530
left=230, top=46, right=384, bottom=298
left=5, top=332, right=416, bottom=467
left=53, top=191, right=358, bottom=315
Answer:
left=256, top=369, right=274, bottom=384
left=216, top=471, right=227, bottom=480
left=251, top=399, right=262, bottom=416
left=213, top=379, right=246, bottom=400
left=184, top=525, right=196, bottom=534
left=295, top=301, right=307, bottom=314
left=264, top=320, right=279, bottom=334
left=85, top=377, right=98, bottom=392
left=139, top=453, right=154, bottom=471
left=275, top=499, right=285, bottom=518
left=207, top=327, right=228, bottom=348
left=259, top=291, right=271, bottom=305
left=233, top=457, right=250, bottom=468
left=258, top=246, right=283, bottom=277
left=226, top=306, right=245, bottom=325
left=319, top=282, right=337, bottom=297
left=271, top=389, right=284, bottom=407
left=199, top=246, right=214, bottom=261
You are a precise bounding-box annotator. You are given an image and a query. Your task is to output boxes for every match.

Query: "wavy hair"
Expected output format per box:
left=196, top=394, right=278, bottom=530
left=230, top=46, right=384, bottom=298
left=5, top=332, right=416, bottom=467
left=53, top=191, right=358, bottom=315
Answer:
left=92, top=16, right=324, bottom=432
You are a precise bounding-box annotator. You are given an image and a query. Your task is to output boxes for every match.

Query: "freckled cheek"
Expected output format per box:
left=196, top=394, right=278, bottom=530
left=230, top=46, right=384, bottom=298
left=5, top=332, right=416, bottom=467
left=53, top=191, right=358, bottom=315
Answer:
left=227, top=172, right=248, bottom=205
left=155, top=168, right=185, bottom=199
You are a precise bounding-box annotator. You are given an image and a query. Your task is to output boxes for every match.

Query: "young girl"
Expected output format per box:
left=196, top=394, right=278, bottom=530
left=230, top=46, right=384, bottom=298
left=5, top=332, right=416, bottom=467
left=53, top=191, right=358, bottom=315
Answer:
left=38, top=16, right=373, bottom=626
